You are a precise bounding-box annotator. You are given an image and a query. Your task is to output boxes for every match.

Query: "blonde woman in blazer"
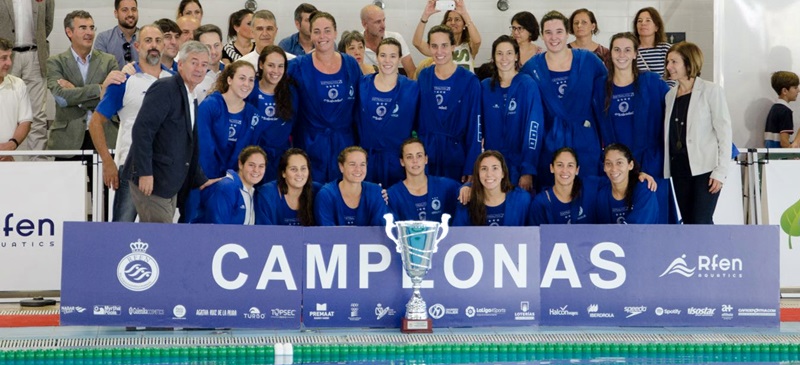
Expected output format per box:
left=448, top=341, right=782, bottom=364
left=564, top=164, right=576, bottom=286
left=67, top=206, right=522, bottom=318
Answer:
left=662, top=42, right=732, bottom=224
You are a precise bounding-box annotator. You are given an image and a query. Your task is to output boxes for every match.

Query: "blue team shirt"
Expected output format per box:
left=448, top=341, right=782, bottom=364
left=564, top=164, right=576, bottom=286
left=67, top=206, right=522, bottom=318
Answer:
left=551, top=71, right=569, bottom=99
left=611, top=84, right=635, bottom=148
left=486, top=203, right=506, bottom=226
left=246, top=84, right=296, bottom=182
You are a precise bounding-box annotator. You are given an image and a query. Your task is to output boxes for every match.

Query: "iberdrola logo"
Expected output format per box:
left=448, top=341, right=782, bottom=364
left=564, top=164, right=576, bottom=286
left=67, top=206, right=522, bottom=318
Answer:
left=781, top=201, right=800, bottom=249
left=117, top=239, right=160, bottom=291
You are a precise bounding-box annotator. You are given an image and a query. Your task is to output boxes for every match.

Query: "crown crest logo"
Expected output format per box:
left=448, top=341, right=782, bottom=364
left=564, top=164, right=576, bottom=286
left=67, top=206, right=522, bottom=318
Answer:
left=130, top=239, right=149, bottom=253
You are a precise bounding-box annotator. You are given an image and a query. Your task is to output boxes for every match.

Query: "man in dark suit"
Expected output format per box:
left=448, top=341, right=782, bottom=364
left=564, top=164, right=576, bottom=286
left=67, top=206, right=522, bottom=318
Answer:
left=0, top=0, right=54, bottom=160
left=46, top=10, right=121, bottom=155
left=125, top=41, right=218, bottom=223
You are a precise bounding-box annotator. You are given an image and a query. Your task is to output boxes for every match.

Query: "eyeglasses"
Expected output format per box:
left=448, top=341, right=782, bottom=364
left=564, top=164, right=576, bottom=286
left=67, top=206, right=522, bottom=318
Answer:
left=122, top=42, right=132, bottom=62
left=509, top=26, right=524, bottom=33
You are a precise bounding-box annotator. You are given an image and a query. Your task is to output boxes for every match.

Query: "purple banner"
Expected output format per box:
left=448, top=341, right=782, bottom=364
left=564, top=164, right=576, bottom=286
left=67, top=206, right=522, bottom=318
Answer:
left=61, top=222, right=303, bottom=328
left=61, top=223, right=777, bottom=329
left=539, top=225, right=779, bottom=327
left=301, top=227, right=541, bottom=328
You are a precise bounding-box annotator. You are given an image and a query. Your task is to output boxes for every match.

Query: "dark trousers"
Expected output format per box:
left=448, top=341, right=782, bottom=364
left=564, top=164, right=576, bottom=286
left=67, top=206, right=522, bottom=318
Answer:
left=672, top=171, right=720, bottom=224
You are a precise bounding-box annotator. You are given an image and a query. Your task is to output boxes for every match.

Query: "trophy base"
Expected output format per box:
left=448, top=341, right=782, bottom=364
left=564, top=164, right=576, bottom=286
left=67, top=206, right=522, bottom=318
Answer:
left=401, top=318, right=433, bottom=333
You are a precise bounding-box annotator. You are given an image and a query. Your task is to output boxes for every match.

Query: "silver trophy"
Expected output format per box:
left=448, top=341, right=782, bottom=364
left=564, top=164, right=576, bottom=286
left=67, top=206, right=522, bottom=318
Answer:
left=384, top=213, right=450, bottom=333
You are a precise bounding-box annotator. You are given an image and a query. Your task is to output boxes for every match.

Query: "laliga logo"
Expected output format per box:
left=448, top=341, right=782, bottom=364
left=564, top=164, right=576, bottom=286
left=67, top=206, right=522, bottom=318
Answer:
left=117, top=239, right=160, bottom=292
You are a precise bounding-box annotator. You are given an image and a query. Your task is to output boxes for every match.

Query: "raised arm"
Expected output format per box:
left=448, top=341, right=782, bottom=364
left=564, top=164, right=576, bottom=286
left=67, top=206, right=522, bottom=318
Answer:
left=412, top=0, right=439, bottom=57
left=455, top=0, right=481, bottom=58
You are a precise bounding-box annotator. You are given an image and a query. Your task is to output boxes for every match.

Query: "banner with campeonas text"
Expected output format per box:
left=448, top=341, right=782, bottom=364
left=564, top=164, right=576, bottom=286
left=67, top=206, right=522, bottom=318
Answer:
left=60, top=222, right=304, bottom=328
left=539, top=225, right=779, bottom=327
left=301, top=227, right=541, bottom=328
left=0, top=161, right=85, bottom=291
left=61, top=223, right=777, bottom=328
left=761, top=160, right=800, bottom=288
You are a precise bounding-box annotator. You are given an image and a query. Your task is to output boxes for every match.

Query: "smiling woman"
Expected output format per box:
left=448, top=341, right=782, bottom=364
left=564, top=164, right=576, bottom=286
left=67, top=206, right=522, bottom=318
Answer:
left=287, top=11, right=362, bottom=183
left=197, top=61, right=259, bottom=181
left=202, top=146, right=267, bottom=225
left=314, top=146, right=389, bottom=226
left=453, top=151, right=532, bottom=226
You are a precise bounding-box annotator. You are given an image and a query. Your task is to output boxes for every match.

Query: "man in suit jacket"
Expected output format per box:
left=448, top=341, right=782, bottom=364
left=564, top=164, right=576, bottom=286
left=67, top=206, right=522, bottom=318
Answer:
left=0, top=0, right=54, bottom=159
left=125, top=41, right=218, bottom=223
left=46, top=10, right=121, bottom=157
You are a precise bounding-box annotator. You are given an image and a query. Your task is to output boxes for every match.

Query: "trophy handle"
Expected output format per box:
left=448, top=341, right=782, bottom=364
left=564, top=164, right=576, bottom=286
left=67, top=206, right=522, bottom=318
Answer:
left=383, top=213, right=402, bottom=253
left=432, top=213, right=451, bottom=253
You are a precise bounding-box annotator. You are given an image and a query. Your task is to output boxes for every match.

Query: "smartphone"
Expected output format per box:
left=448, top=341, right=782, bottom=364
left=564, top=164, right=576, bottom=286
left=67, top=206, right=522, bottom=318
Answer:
left=435, top=0, right=455, bottom=11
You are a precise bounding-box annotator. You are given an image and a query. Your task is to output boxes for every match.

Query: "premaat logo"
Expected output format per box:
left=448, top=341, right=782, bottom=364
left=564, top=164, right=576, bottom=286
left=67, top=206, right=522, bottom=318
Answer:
left=309, top=303, right=335, bottom=320
left=117, top=239, right=159, bottom=292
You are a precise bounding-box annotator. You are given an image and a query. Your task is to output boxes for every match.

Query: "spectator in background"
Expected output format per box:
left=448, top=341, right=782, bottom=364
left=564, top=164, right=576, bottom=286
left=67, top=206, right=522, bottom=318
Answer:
left=193, top=24, right=225, bottom=103
left=240, top=10, right=290, bottom=69
left=0, top=0, right=53, bottom=161
left=568, top=8, right=610, bottom=67
left=222, top=9, right=254, bottom=65
left=663, top=42, right=732, bottom=224
left=360, top=4, right=416, bottom=78
left=0, top=38, right=32, bottom=162
left=88, top=25, right=172, bottom=222
left=764, top=71, right=800, bottom=148
left=154, top=18, right=181, bottom=72
left=176, top=15, right=200, bottom=47
left=339, top=30, right=376, bottom=75
left=47, top=10, right=120, bottom=158
left=633, top=7, right=670, bottom=77
left=177, top=0, right=203, bottom=23
left=413, top=0, right=482, bottom=72
left=95, top=0, right=139, bottom=69
left=510, top=11, right=543, bottom=68
left=278, top=3, right=317, bottom=56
